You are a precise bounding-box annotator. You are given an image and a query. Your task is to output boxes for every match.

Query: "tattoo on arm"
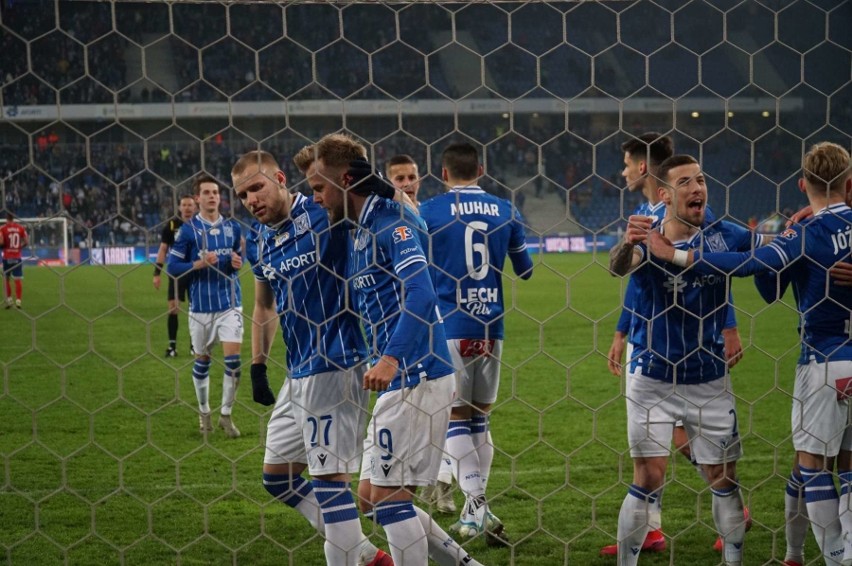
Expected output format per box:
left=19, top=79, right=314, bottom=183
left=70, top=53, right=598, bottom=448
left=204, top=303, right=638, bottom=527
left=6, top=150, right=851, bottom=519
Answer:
left=609, top=241, right=636, bottom=276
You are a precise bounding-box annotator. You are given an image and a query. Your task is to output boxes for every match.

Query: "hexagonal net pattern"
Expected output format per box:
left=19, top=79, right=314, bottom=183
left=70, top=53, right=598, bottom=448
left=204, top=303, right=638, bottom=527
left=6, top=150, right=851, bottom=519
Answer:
left=0, top=0, right=850, bottom=564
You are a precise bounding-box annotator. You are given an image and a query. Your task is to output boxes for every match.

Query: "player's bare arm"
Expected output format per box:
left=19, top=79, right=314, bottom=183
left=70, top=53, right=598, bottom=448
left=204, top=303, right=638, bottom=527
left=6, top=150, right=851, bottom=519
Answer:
left=249, top=279, right=277, bottom=407
left=610, top=215, right=652, bottom=276
left=722, top=327, right=744, bottom=368
left=153, top=242, right=169, bottom=290
left=606, top=331, right=626, bottom=376
left=251, top=279, right=277, bottom=365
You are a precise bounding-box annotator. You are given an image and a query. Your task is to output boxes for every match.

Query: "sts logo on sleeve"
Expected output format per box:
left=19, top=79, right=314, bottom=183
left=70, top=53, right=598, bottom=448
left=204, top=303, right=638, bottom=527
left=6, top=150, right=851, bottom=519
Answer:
left=392, top=226, right=412, bottom=243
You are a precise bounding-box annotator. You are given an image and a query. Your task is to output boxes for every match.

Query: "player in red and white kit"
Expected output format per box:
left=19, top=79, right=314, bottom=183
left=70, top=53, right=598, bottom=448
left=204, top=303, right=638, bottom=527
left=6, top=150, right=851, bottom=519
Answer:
left=0, top=212, right=28, bottom=309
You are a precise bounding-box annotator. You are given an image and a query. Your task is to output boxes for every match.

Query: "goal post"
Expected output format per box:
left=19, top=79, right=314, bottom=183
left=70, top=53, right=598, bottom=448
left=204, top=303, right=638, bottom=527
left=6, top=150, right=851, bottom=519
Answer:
left=0, top=216, right=69, bottom=267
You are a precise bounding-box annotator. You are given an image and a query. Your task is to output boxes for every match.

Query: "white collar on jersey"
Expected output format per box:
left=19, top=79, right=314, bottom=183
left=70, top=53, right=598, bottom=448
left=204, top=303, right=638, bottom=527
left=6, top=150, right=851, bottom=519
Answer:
left=814, top=202, right=851, bottom=216
left=449, top=185, right=483, bottom=193
left=195, top=213, right=223, bottom=227
left=357, top=194, right=380, bottom=226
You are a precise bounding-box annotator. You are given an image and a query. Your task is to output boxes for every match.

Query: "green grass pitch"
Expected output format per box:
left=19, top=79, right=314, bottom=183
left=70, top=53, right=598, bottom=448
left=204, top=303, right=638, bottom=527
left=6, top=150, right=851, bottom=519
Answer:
left=0, top=253, right=811, bottom=564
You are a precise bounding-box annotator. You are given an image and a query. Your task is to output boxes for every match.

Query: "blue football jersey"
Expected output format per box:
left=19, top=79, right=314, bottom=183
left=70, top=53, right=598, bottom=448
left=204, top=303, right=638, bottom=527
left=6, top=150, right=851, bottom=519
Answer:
left=701, top=203, right=852, bottom=364
left=419, top=186, right=533, bottom=340
left=623, top=203, right=736, bottom=348
left=349, top=195, right=454, bottom=391
left=629, top=219, right=760, bottom=383
left=248, top=194, right=368, bottom=378
left=168, top=214, right=242, bottom=313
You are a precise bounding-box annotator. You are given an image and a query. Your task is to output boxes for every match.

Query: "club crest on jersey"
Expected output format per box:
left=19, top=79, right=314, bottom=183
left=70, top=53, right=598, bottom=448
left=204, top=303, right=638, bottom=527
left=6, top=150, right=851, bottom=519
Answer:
left=274, top=231, right=290, bottom=246
left=294, top=213, right=310, bottom=235
left=392, top=226, right=413, bottom=243
left=354, top=231, right=369, bottom=251
left=705, top=231, right=728, bottom=252
left=224, top=224, right=233, bottom=238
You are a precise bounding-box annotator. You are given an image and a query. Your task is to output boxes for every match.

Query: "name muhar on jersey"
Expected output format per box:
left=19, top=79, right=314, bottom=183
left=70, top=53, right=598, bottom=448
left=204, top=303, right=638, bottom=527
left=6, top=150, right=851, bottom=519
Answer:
left=451, top=201, right=500, bottom=217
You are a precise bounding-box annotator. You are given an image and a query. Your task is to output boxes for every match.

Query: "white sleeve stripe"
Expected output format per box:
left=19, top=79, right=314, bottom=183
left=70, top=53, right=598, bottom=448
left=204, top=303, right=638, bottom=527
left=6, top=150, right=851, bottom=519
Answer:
left=509, top=243, right=527, bottom=252
left=766, top=242, right=790, bottom=266
left=394, top=255, right=427, bottom=273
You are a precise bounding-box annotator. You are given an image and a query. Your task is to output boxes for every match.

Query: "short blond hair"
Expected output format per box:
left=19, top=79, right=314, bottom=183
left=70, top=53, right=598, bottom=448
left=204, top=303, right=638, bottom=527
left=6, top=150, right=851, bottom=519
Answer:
left=312, top=133, right=367, bottom=170
left=232, top=150, right=280, bottom=178
left=292, top=144, right=316, bottom=174
left=803, top=142, right=851, bottom=194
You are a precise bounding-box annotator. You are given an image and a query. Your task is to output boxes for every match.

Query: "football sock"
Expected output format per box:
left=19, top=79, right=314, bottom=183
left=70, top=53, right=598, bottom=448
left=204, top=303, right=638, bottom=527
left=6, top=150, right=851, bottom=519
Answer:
left=221, top=354, right=240, bottom=415
left=192, top=358, right=211, bottom=414
left=649, top=487, right=663, bottom=531
left=437, top=454, right=454, bottom=486
left=711, top=484, right=745, bottom=565
left=375, top=501, right=427, bottom=565
left=414, top=506, right=483, bottom=566
left=263, top=473, right=324, bottom=533
left=471, top=414, right=493, bottom=492
left=785, top=469, right=809, bottom=562
left=838, top=470, right=852, bottom=562
left=14, top=279, right=21, bottom=300
left=616, top=484, right=656, bottom=566
left=313, top=480, right=362, bottom=566
left=167, top=314, right=178, bottom=348
left=800, top=465, right=844, bottom=563
left=446, top=420, right=484, bottom=498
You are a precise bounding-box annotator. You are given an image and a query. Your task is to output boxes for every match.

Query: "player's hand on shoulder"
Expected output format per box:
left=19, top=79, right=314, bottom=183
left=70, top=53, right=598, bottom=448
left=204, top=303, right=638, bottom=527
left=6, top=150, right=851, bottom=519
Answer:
left=250, top=363, right=276, bottom=406
left=786, top=205, right=813, bottom=228
left=646, top=230, right=674, bottom=260
left=346, top=157, right=395, bottom=199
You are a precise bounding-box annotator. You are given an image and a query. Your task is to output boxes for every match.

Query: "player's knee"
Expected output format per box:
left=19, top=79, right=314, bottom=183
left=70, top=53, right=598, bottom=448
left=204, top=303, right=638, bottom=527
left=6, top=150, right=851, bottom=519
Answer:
left=263, top=472, right=310, bottom=508
left=703, top=463, right=737, bottom=488
left=357, top=480, right=373, bottom=514
left=224, top=355, right=241, bottom=379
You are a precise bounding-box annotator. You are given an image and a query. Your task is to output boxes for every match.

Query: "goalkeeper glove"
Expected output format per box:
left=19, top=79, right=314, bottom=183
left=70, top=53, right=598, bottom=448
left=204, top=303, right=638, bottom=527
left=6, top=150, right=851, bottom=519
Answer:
left=347, top=157, right=395, bottom=199
left=250, top=363, right=276, bottom=406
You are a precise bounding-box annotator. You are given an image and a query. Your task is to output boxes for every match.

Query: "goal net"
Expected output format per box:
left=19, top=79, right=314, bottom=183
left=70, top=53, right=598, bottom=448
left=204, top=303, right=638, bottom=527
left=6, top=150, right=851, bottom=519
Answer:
left=0, top=1, right=849, bottom=564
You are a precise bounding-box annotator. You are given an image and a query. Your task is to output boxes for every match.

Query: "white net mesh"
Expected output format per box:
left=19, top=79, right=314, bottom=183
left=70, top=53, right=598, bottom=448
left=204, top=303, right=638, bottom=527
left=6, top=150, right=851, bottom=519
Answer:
left=0, top=0, right=850, bottom=564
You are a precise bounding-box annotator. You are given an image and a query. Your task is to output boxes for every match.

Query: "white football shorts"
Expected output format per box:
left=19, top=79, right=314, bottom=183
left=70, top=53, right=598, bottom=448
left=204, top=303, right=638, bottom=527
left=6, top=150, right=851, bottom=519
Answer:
left=362, top=375, right=454, bottom=487
left=448, top=338, right=503, bottom=407
left=792, top=358, right=852, bottom=457
left=188, top=307, right=243, bottom=355
left=264, top=365, right=369, bottom=476
left=626, top=370, right=742, bottom=465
